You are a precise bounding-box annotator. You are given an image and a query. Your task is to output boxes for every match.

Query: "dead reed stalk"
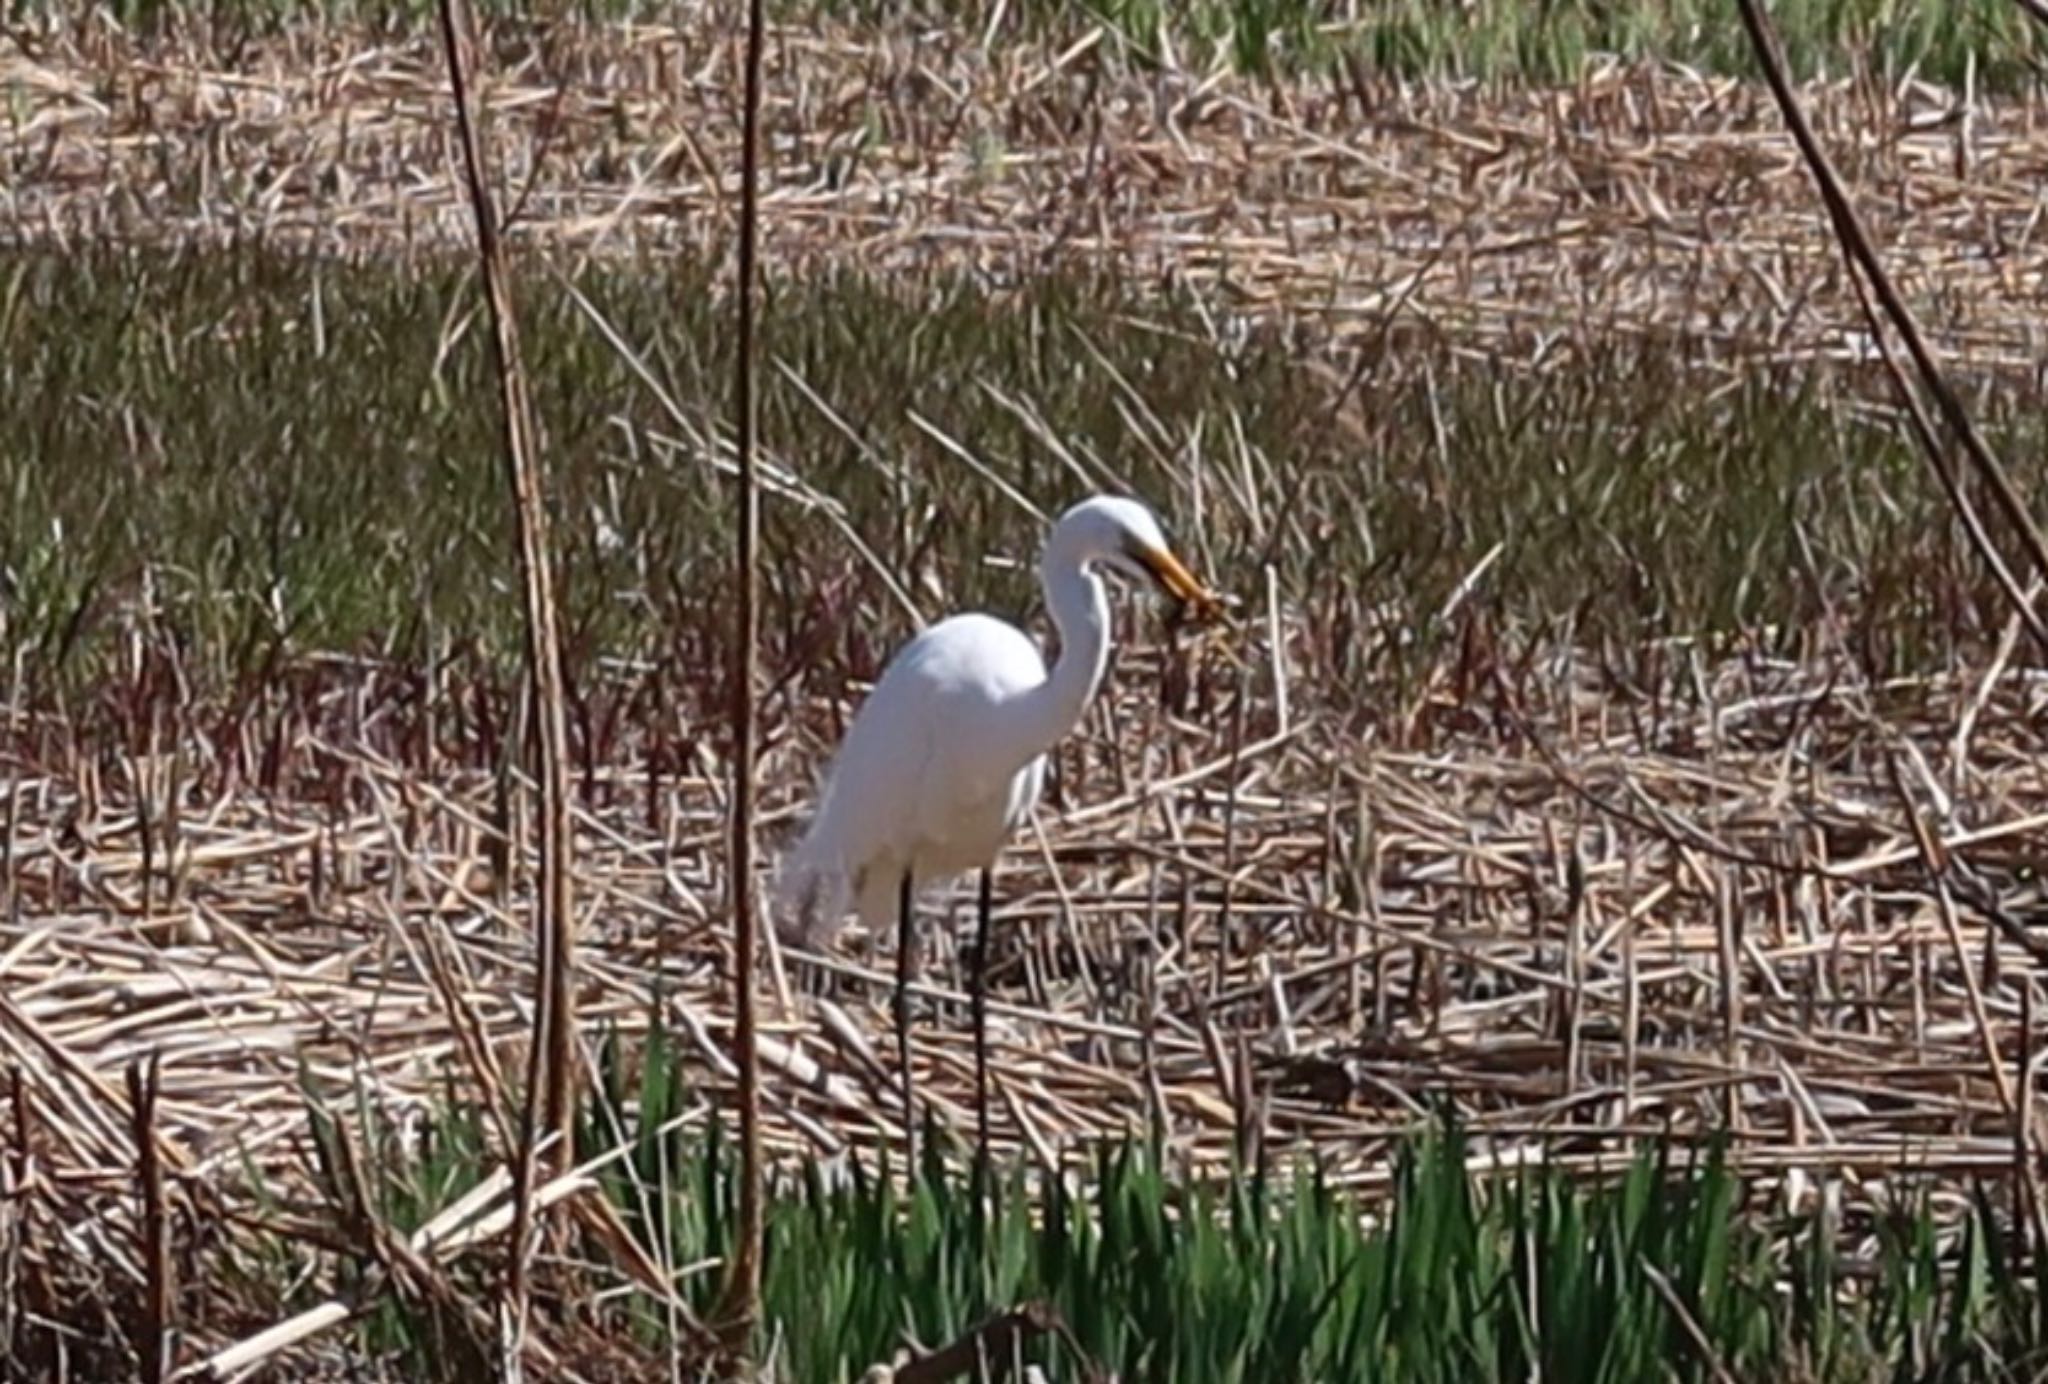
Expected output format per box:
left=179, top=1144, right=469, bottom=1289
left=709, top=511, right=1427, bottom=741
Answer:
left=1734, top=0, right=2048, bottom=644
left=125, top=1052, right=170, bottom=1384
left=714, top=0, right=771, bottom=1350
left=432, top=0, right=577, bottom=1345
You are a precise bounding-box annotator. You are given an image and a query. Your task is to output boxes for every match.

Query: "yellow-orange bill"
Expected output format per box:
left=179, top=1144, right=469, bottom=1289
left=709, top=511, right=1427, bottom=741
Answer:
left=1139, top=545, right=1225, bottom=621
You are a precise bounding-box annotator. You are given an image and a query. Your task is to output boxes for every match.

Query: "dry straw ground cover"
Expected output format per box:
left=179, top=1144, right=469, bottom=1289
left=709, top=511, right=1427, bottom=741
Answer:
left=6, top=9, right=2048, bottom=368
left=12, top=632, right=2048, bottom=1183
left=6, top=4, right=2048, bottom=1378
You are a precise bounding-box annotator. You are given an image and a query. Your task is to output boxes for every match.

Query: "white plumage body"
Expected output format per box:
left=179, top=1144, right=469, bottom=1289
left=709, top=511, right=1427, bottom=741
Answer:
left=779, top=612, right=1050, bottom=943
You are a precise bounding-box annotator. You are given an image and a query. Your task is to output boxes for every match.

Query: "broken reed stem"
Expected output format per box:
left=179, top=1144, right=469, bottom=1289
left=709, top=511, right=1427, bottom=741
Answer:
left=2017, top=982, right=2038, bottom=1283
left=126, top=1053, right=170, bottom=1384
left=1622, top=884, right=1640, bottom=1128
left=1212, top=661, right=1249, bottom=997
left=715, top=0, right=770, bottom=1348
left=1640, top=1256, right=1742, bottom=1384
left=1717, top=871, right=1742, bottom=1133
left=136, top=723, right=155, bottom=921
left=1887, top=755, right=2017, bottom=1117
left=433, top=0, right=577, bottom=1339
left=1562, top=849, right=1584, bottom=1097
left=3, top=767, right=19, bottom=923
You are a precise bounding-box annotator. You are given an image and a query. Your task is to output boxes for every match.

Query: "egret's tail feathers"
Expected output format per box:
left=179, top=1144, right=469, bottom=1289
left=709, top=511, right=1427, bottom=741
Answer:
left=772, top=842, right=851, bottom=950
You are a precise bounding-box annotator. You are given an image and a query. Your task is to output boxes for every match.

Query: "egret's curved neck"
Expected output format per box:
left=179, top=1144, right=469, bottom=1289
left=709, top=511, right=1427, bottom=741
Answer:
left=1006, top=549, right=1111, bottom=764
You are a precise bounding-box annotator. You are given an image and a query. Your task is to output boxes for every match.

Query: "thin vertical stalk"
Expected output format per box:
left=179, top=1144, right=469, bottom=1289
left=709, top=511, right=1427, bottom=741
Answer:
left=1562, top=844, right=1585, bottom=1097
left=1211, top=662, right=1249, bottom=996
left=127, top=1052, right=169, bottom=1384
left=434, top=0, right=576, bottom=1337
left=2017, top=982, right=2038, bottom=1285
left=717, top=0, right=769, bottom=1346
left=1716, top=872, right=1742, bottom=1133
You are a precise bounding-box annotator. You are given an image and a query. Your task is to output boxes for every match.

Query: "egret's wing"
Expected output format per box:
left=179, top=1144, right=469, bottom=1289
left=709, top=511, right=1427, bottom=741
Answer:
left=777, top=613, right=1049, bottom=936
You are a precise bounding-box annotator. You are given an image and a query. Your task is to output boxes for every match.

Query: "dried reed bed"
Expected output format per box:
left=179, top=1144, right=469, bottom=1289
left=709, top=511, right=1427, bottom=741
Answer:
left=6, top=620, right=2048, bottom=1354
left=8, top=7, right=2048, bottom=1370
left=5, top=12, right=2048, bottom=372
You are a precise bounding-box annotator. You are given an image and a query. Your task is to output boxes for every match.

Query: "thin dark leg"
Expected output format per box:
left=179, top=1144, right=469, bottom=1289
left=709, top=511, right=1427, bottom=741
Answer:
left=973, top=865, right=993, bottom=1182
left=972, top=864, right=994, bottom=1264
left=895, top=869, right=918, bottom=1176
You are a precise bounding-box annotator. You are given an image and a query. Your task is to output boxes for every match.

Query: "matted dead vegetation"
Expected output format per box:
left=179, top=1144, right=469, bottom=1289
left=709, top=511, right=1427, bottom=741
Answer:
left=13, top=633, right=2048, bottom=1179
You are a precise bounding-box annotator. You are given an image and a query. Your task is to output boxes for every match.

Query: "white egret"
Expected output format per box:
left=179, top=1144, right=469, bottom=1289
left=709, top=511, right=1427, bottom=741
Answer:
left=776, top=494, right=1221, bottom=1166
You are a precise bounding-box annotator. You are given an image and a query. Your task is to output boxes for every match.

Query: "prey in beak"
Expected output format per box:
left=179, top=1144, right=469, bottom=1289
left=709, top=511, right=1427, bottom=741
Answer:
left=1130, top=542, right=1227, bottom=624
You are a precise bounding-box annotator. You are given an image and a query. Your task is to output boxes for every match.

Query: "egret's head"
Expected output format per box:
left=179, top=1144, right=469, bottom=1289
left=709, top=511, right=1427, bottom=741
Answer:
left=1052, top=494, right=1225, bottom=621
